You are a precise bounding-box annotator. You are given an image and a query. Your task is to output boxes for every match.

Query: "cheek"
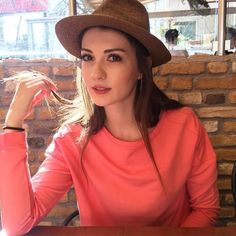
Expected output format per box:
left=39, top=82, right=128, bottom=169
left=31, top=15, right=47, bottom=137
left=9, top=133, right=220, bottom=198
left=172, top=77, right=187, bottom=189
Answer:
left=125, top=69, right=139, bottom=85
left=118, top=68, right=138, bottom=86
left=118, top=75, right=138, bottom=92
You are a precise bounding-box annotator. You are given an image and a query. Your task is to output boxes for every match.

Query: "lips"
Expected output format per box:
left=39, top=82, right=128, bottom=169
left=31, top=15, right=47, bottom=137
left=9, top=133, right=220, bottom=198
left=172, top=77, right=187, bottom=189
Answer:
left=92, top=86, right=111, bottom=94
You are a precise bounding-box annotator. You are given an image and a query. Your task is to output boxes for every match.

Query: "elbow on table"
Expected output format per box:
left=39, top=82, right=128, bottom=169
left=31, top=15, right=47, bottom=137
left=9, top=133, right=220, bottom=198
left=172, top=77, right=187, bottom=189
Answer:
left=2, top=218, right=35, bottom=236
left=180, top=206, right=220, bottom=227
left=3, top=227, right=31, bottom=236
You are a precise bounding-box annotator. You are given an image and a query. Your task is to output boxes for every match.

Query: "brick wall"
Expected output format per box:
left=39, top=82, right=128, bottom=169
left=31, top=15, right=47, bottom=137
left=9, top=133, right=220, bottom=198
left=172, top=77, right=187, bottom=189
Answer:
left=0, top=55, right=236, bottom=226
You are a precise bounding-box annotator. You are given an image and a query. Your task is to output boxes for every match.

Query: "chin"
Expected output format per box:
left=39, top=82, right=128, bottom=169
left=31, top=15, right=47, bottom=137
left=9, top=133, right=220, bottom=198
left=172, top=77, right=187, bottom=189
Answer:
left=91, top=99, right=108, bottom=107
left=92, top=99, right=114, bottom=108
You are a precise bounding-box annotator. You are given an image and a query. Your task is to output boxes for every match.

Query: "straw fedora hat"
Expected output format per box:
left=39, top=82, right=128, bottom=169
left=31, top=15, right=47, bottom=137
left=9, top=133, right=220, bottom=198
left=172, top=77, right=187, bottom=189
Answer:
left=55, top=0, right=171, bottom=67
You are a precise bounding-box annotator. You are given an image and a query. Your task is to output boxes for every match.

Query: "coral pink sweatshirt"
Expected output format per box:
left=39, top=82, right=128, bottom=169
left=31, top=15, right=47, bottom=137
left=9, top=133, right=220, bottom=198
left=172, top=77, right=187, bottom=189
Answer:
left=0, top=108, right=219, bottom=235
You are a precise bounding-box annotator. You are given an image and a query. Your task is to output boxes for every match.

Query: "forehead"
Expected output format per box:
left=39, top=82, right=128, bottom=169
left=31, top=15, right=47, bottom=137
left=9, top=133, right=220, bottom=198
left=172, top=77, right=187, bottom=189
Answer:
left=81, top=27, right=133, bottom=48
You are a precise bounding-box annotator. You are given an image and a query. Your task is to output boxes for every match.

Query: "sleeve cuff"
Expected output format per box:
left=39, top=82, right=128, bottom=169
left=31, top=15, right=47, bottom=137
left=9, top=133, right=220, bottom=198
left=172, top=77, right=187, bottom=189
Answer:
left=0, top=131, right=27, bottom=149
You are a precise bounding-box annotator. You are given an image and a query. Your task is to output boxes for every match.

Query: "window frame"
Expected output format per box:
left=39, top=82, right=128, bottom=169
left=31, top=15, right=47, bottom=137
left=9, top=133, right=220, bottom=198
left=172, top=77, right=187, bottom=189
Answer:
left=71, top=0, right=230, bottom=56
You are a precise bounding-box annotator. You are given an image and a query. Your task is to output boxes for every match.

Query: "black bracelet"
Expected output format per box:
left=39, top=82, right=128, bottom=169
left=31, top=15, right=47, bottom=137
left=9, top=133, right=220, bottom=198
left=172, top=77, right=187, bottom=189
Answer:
left=2, top=126, right=25, bottom=132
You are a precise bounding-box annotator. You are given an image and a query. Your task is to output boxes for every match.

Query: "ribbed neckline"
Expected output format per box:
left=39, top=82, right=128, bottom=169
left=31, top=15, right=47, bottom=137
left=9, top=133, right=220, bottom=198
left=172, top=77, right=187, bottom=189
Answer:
left=101, top=111, right=166, bottom=148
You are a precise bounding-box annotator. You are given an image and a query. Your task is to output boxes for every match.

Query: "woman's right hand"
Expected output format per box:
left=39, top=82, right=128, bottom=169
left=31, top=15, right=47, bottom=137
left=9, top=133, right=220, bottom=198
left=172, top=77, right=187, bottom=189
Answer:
left=4, top=72, right=57, bottom=129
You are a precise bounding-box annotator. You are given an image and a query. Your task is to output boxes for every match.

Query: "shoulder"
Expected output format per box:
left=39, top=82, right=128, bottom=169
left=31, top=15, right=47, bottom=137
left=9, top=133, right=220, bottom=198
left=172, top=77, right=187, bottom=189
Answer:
left=162, top=107, right=201, bottom=135
left=44, top=123, right=84, bottom=159
left=164, top=106, right=196, bottom=120
left=53, top=123, right=83, bottom=140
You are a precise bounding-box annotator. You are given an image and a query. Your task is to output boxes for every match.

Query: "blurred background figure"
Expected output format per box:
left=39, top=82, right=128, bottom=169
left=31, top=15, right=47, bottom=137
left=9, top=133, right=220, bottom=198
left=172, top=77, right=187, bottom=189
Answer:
left=214, top=27, right=236, bottom=55
left=226, top=27, right=236, bottom=51
left=165, top=29, right=189, bottom=57
left=165, top=29, right=179, bottom=50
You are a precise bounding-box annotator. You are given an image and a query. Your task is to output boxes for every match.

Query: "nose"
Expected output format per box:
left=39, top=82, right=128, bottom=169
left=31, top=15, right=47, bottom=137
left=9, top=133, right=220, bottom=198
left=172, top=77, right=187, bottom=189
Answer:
left=90, top=60, right=106, bottom=80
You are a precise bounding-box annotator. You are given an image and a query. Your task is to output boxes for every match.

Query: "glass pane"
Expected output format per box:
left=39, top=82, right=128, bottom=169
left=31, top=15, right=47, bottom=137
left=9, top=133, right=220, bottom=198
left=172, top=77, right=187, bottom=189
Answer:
left=226, top=0, right=236, bottom=53
left=0, top=0, right=70, bottom=59
left=144, top=0, right=219, bottom=56
left=76, top=0, right=93, bottom=14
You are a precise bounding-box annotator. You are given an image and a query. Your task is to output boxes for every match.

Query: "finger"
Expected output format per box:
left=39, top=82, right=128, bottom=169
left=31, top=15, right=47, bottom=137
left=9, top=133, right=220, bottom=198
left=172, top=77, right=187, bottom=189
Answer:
left=32, top=90, right=47, bottom=106
left=32, top=86, right=55, bottom=106
left=31, top=72, right=58, bottom=91
left=26, top=80, right=52, bottom=94
left=43, top=79, right=58, bottom=92
left=25, top=77, right=58, bottom=92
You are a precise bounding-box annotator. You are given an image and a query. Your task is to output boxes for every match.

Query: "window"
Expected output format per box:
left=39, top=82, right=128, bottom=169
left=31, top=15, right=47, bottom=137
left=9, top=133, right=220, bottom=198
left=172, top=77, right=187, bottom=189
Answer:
left=0, top=0, right=70, bottom=59
left=0, top=0, right=234, bottom=59
left=145, top=0, right=219, bottom=55
left=225, top=0, right=236, bottom=52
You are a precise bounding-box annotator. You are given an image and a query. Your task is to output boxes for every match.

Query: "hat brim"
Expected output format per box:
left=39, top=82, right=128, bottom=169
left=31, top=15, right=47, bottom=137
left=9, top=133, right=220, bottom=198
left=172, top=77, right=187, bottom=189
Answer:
left=55, top=15, right=171, bottom=67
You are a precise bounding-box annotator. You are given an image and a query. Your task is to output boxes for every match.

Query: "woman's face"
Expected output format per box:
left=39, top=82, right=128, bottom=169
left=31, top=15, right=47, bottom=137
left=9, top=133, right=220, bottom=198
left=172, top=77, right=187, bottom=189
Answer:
left=80, top=27, right=140, bottom=109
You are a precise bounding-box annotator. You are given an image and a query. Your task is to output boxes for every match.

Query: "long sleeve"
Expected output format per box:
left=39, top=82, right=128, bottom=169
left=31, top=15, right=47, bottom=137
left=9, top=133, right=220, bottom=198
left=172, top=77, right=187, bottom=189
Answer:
left=181, top=124, right=220, bottom=227
left=0, top=131, right=73, bottom=236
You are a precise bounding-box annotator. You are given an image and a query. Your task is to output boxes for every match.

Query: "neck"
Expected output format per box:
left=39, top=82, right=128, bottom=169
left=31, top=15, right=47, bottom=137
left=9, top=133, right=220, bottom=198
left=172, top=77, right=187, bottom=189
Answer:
left=104, top=104, right=142, bottom=141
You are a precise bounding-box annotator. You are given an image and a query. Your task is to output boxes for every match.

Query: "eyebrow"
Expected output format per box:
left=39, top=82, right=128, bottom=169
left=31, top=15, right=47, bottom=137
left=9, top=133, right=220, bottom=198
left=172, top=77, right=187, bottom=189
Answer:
left=81, top=48, right=126, bottom=53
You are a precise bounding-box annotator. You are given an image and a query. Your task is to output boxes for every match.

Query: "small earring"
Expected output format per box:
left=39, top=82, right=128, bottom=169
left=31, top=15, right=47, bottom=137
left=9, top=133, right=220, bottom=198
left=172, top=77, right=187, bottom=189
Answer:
left=139, top=78, right=143, bottom=92
left=138, top=73, right=142, bottom=80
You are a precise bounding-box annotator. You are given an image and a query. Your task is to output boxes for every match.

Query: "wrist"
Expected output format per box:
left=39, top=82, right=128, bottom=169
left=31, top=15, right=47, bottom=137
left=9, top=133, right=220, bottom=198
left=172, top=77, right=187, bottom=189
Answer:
left=5, top=110, right=24, bottom=128
left=2, top=126, right=25, bottom=132
left=4, top=119, right=24, bottom=129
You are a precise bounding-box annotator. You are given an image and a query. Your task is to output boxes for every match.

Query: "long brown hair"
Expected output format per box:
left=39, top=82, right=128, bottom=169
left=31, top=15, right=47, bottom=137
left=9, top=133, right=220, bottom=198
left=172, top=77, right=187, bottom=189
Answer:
left=58, top=27, right=184, bottom=185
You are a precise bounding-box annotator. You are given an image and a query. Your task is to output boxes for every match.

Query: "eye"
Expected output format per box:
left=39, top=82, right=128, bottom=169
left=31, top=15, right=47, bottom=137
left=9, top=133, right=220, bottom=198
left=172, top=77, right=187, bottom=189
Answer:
left=108, top=54, right=122, bottom=62
left=81, top=54, right=93, bottom=61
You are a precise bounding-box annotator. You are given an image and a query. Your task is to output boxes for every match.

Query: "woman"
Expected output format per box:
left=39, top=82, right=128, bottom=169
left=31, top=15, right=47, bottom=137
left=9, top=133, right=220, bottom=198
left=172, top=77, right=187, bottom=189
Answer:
left=0, top=0, right=219, bottom=235
left=165, top=29, right=189, bottom=57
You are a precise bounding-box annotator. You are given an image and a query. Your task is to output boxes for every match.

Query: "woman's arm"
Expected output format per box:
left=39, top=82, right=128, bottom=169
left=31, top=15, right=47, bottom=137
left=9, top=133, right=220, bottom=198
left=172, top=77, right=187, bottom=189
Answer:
left=0, top=72, right=72, bottom=235
left=0, top=130, right=73, bottom=235
left=181, top=124, right=220, bottom=227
